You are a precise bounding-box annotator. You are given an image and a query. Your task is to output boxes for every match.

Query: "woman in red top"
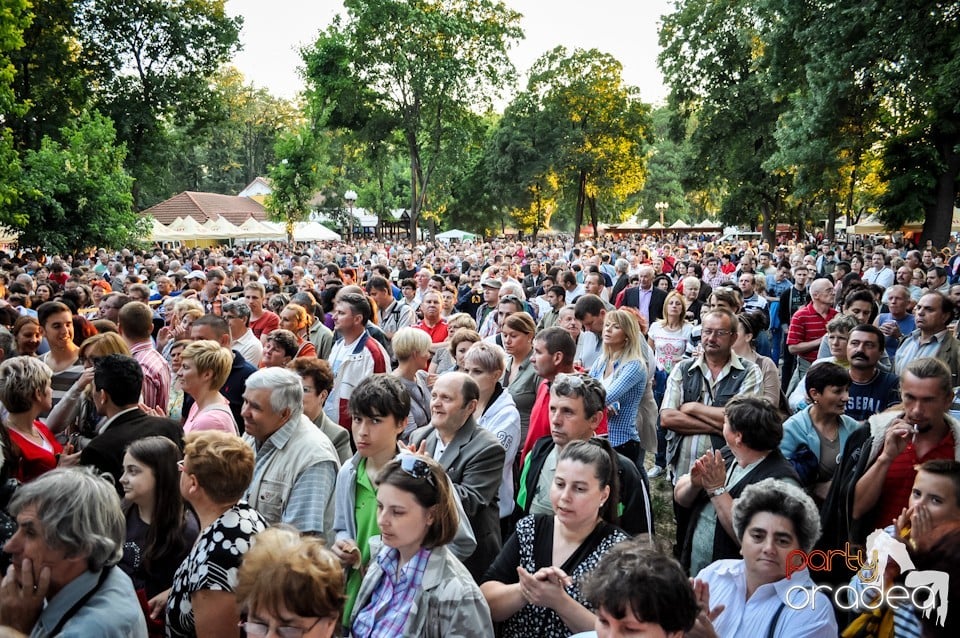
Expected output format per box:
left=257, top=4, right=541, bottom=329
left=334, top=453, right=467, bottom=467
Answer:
left=0, top=356, right=63, bottom=482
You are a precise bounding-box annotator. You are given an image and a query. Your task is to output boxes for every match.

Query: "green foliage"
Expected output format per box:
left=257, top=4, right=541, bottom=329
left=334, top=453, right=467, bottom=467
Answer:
left=0, top=0, right=30, bottom=214
left=302, top=0, right=523, bottom=236
left=527, top=47, right=652, bottom=241
left=265, top=124, right=331, bottom=238
left=16, top=110, right=142, bottom=252
left=78, top=0, right=242, bottom=207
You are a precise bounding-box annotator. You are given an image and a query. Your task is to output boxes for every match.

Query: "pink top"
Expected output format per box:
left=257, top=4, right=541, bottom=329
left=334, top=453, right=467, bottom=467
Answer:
left=182, top=398, right=238, bottom=435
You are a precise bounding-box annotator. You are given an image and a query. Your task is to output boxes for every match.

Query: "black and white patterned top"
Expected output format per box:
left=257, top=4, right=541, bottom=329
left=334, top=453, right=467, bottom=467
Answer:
left=482, top=514, right=629, bottom=638
left=165, top=503, right=266, bottom=638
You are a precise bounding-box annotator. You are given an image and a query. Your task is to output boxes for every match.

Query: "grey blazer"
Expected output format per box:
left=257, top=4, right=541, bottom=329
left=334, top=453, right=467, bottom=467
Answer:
left=410, top=416, right=505, bottom=580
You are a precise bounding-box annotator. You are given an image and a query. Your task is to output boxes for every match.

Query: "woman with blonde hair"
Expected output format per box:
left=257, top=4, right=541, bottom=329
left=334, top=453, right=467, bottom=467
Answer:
left=12, top=316, right=41, bottom=357
left=0, top=356, right=62, bottom=482
left=588, top=309, right=648, bottom=465
left=179, top=341, right=237, bottom=435
left=165, top=431, right=267, bottom=638
left=45, top=332, right=131, bottom=441
left=391, top=327, right=434, bottom=437
left=236, top=528, right=345, bottom=638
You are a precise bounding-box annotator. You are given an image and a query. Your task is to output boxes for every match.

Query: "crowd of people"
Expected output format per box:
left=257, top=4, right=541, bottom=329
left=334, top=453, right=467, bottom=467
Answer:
left=0, top=233, right=956, bottom=637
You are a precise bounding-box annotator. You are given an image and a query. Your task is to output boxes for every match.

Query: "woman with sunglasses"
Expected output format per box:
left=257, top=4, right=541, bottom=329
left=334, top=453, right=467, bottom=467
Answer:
left=349, top=453, right=493, bottom=638
left=481, top=439, right=629, bottom=638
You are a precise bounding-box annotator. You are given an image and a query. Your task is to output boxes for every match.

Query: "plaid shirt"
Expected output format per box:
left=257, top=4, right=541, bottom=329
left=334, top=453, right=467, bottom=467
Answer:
left=352, top=546, right=431, bottom=638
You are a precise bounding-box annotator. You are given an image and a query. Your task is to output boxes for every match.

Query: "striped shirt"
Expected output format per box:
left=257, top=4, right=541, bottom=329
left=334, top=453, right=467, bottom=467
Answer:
left=352, top=547, right=431, bottom=638
left=130, top=340, right=171, bottom=414
left=785, top=302, right=837, bottom=363
left=40, top=353, right=83, bottom=419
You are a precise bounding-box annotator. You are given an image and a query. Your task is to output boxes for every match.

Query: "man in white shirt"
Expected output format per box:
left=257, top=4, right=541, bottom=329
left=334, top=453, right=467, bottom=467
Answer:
left=863, top=252, right=895, bottom=288
left=223, top=300, right=262, bottom=367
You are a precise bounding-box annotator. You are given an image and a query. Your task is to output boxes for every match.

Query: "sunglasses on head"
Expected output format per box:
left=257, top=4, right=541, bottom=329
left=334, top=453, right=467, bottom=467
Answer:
left=399, top=454, right=435, bottom=487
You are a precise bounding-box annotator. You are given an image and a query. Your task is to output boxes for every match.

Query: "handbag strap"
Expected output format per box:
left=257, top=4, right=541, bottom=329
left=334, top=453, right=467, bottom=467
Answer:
left=50, top=566, right=112, bottom=635
left=767, top=601, right=786, bottom=638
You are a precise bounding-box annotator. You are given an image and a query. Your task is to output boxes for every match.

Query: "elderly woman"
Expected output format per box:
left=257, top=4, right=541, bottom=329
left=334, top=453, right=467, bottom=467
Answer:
left=463, top=342, right=521, bottom=529
left=236, top=528, right=345, bottom=638
left=278, top=303, right=317, bottom=358
left=157, top=298, right=204, bottom=360
left=780, top=362, right=860, bottom=502
left=165, top=431, right=267, bottom=638
left=391, top=327, right=434, bottom=437
left=674, top=396, right=800, bottom=576
left=1, top=468, right=146, bottom=636
left=501, top=312, right=539, bottom=444
left=481, top=440, right=629, bottom=638
left=0, top=356, right=63, bottom=482
left=690, top=479, right=837, bottom=638
left=349, top=454, right=493, bottom=637
left=179, top=341, right=237, bottom=435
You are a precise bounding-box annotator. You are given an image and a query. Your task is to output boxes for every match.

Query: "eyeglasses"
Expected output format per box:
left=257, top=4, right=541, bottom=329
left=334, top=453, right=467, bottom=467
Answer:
left=500, top=294, right=522, bottom=303
left=398, top=454, right=435, bottom=487
left=701, top=329, right=733, bottom=338
left=240, top=618, right=322, bottom=638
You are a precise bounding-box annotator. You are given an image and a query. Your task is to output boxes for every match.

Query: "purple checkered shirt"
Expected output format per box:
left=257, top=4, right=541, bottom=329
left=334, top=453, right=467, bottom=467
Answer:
left=351, top=546, right=432, bottom=637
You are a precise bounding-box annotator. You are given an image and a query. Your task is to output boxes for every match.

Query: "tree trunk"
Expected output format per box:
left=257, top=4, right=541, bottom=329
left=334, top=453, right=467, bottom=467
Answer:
left=921, top=133, right=960, bottom=248
left=588, top=196, right=599, bottom=238
left=827, top=201, right=837, bottom=242
left=573, top=170, right=587, bottom=245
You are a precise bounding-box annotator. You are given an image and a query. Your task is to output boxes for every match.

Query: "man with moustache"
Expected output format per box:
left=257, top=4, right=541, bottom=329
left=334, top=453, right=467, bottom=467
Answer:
left=845, top=325, right=900, bottom=422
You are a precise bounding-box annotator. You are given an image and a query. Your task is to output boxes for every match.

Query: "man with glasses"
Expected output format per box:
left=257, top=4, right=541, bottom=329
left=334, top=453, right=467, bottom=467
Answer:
left=516, top=372, right=652, bottom=535
left=97, top=292, right=129, bottom=324
left=223, top=300, right=262, bottom=367
left=785, top=277, right=838, bottom=394
left=661, top=309, right=763, bottom=555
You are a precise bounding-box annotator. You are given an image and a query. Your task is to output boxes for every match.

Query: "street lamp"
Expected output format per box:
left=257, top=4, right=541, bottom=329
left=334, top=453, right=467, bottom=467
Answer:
left=655, top=201, right=669, bottom=226
left=344, top=190, right=357, bottom=240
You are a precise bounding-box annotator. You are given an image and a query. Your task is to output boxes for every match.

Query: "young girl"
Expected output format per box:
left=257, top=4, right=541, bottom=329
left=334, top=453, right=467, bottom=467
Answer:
left=119, top=436, right=199, bottom=635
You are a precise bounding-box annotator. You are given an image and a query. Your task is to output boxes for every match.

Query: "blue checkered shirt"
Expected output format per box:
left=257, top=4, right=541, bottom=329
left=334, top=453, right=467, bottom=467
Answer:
left=351, top=546, right=432, bottom=638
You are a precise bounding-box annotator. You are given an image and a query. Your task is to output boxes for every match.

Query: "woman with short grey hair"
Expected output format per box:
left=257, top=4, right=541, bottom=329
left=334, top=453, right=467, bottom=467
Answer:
left=2, top=467, right=147, bottom=636
left=691, top=478, right=836, bottom=638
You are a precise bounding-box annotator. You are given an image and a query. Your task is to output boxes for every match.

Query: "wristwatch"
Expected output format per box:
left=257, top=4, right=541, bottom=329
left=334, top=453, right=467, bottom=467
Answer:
left=707, top=486, right=726, bottom=498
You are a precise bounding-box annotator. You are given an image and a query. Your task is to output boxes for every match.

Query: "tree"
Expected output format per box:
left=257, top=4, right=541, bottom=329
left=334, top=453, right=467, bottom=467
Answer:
left=302, top=0, right=523, bottom=237
left=265, top=124, right=330, bottom=242
left=17, top=110, right=141, bottom=252
left=0, top=0, right=30, bottom=217
left=659, top=0, right=791, bottom=245
left=78, top=0, right=242, bottom=207
left=528, top=47, right=652, bottom=243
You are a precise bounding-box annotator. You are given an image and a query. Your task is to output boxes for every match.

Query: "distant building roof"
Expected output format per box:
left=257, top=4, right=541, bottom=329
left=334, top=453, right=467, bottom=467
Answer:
left=142, top=191, right=268, bottom=225
left=238, top=177, right=272, bottom=198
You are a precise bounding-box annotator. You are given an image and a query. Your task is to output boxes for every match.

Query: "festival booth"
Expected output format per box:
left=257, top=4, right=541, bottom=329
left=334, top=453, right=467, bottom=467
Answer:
left=437, top=229, right=479, bottom=242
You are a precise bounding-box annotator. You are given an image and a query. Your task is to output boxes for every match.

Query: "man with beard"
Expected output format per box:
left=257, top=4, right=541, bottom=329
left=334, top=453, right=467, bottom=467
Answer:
left=846, top=325, right=900, bottom=422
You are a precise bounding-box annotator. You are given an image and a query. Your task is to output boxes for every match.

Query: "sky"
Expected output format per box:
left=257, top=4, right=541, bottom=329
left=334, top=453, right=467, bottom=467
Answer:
left=226, top=0, right=674, bottom=106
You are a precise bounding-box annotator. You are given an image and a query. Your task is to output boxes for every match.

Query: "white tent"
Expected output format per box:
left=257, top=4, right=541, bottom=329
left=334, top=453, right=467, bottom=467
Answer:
left=148, top=218, right=184, bottom=242
left=437, top=229, right=478, bottom=241
left=166, top=216, right=216, bottom=240
left=202, top=216, right=241, bottom=239
left=235, top=216, right=285, bottom=240
left=293, top=221, right=341, bottom=242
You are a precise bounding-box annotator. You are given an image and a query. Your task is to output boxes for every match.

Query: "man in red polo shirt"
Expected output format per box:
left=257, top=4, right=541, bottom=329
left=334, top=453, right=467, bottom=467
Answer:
left=785, top=277, right=837, bottom=394
left=852, top=357, right=960, bottom=532
left=414, top=290, right=448, bottom=351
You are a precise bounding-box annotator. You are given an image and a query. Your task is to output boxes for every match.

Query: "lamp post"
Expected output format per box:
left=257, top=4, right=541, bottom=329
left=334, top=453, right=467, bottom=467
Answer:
left=655, top=201, right=669, bottom=226
left=344, top=190, right=357, bottom=241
